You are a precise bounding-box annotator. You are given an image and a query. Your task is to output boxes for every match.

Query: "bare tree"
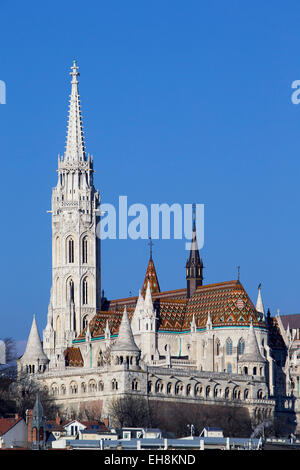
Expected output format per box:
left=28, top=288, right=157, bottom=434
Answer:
left=9, top=375, right=60, bottom=419
left=108, top=395, right=151, bottom=428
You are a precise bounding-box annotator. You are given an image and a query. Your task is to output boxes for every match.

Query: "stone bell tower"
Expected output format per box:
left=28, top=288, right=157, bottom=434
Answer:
left=43, top=61, right=101, bottom=361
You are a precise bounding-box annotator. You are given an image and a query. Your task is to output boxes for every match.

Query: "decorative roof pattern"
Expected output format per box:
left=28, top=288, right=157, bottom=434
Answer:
left=64, top=347, right=84, bottom=367
left=142, top=257, right=160, bottom=295
left=77, top=281, right=265, bottom=342
left=184, top=281, right=262, bottom=330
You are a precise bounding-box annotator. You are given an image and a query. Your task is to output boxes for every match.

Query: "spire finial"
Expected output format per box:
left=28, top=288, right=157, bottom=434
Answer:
left=148, top=237, right=153, bottom=260
left=70, top=59, right=79, bottom=84
left=64, top=60, right=86, bottom=162
left=192, top=203, right=196, bottom=231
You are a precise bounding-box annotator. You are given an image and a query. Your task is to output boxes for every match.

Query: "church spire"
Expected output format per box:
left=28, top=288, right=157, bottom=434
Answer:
left=142, top=242, right=160, bottom=296
left=186, top=204, right=203, bottom=298
left=64, top=60, right=86, bottom=163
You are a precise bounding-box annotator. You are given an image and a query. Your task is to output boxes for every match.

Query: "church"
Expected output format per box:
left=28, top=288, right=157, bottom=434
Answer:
left=17, top=62, right=296, bottom=430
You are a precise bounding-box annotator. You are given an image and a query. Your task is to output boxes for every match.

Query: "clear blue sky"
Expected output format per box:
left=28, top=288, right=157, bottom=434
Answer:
left=1, top=0, right=300, bottom=344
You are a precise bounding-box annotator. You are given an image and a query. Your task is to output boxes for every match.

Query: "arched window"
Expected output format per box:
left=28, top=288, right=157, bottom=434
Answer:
left=238, top=338, right=245, bottom=355
left=98, top=381, right=104, bottom=391
left=82, top=315, right=88, bottom=330
left=175, top=382, right=184, bottom=395
left=68, top=237, right=74, bottom=263
left=55, top=236, right=60, bottom=265
left=82, top=277, right=88, bottom=305
left=67, top=279, right=74, bottom=303
left=55, top=278, right=61, bottom=306
left=88, top=380, right=96, bottom=392
left=226, top=338, right=233, bottom=355
left=216, top=339, right=220, bottom=356
left=70, top=381, right=78, bottom=394
left=132, top=379, right=139, bottom=391
left=82, top=236, right=88, bottom=264
left=112, top=379, right=118, bottom=391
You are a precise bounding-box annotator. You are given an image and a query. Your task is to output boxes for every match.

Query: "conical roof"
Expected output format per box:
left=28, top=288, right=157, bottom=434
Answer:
left=239, top=322, right=266, bottom=363
left=256, top=284, right=265, bottom=320
left=21, top=315, right=49, bottom=363
left=111, top=308, right=140, bottom=353
left=142, top=257, right=160, bottom=295
left=33, top=391, right=44, bottom=421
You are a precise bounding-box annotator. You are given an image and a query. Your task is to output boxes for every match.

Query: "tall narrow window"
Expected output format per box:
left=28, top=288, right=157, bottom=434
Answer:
left=68, top=237, right=74, bottom=263
left=82, top=277, right=88, bottom=305
left=55, top=236, right=60, bottom=266
left=82, top=237, right=88, bottom=264
left=226, top=338, right=233, bottom=355
left=238, top=338, right=245, bottom=355
left=68, top=279, right=74, bottom=303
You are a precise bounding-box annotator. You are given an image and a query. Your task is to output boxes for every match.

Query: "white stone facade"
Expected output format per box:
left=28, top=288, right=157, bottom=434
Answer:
left=18, top=62, right=290, bottom=427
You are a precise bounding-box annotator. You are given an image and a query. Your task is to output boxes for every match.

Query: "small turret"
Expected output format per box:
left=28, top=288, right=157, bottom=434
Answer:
left=111, top=307, right=140, bottom=369
left=238, top=321, right=266, bottom=376
left=256, top=283, right=265, bottom=321
left=18, top=315, right=49, bottom=376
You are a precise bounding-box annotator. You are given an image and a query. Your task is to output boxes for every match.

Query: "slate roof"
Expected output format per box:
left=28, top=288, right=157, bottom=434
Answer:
left=280, top=314, right=300, bottom=330
left=0, top=418, right=23, bottom=436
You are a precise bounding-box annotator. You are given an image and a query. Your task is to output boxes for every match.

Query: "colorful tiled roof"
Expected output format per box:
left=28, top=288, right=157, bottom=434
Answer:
left=64, top=347, right=84, bottom=367
left=142, top=257, right=160, bottom=295
left=76, top=280, right=265, bottom=342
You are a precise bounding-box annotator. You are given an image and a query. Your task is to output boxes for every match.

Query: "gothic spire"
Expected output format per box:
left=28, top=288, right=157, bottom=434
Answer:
left=186, top=204, right=203, bottom=297
left=142, top=250, right=160, bottom=296
left=64, top=60, right=86, bottom=163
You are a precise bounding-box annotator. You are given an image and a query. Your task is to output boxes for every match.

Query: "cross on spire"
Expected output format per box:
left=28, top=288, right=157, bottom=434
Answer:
left=148, top=237, right=154, bottom=260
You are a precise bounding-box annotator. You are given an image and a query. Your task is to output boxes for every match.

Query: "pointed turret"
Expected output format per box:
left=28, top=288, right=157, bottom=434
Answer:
left=19, top=315, right=49, bottom=375
left=186, top=204, right=203, bottom=298
left=104, top=319, right=111, bottom=339
left=239, top=321, right=266, bottom=364
left=131, top=290, right=145, bottom=334
left=64, top=60, right=86, bottom=163
left=142, top=240, right=160, bottom=295
left=144, top=280, right=156, bottom=317
left=190, top=314, right=197, bottom=333
left=111, top=307, right=140, bottom=353
left=256, top=283, right=265, bottom=321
